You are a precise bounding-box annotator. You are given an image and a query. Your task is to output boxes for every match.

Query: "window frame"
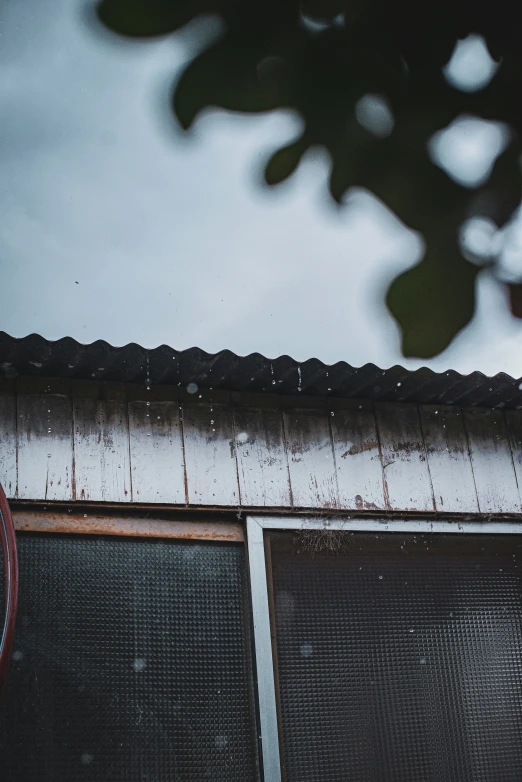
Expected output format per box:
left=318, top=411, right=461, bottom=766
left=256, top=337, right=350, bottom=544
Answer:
left=246, top=514, right=522, bottom=782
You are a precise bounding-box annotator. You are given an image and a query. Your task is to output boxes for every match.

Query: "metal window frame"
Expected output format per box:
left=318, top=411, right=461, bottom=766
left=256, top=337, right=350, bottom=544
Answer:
left=246, top=514, right=522, bottom=782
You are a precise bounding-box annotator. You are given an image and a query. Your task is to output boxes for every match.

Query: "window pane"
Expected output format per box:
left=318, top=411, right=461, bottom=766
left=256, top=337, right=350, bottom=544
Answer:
left=0, top=534, right=260, bottom=781
left=268, top=531, right=522, bottom=782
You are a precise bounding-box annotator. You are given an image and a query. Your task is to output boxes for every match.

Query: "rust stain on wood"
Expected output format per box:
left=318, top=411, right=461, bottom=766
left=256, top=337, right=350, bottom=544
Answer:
left=340, top=440, right=379, bottom=458
left=13, top=510, right=244, bottom=542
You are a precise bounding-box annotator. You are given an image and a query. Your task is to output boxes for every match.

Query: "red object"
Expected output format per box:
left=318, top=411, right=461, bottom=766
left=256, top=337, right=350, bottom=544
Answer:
left=0, top=482, right=18, bottom=696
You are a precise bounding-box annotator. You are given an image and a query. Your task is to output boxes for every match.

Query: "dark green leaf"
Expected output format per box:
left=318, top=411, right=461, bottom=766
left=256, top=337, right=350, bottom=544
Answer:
left=508, top=283, right=522, bottom=319
left=173, top=39, right=288, bottom=129
left=386, top=246, right=478, bottom=359
left=97, top=0, right=199, bottom=37
left=264, top=139, right=308, bottom=185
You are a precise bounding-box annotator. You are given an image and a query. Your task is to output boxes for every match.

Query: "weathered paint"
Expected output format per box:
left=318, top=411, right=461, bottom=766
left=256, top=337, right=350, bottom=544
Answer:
left=331, top=403, right=385, bottom=510
left=0, top=393, right=16, bottom=499
left=18, top=394, right=73, bottom=501
left=375, top=403, right=434, bottom=512
left=506, top=409, right=522, bottom=504
left=74, top=397, right=131, bottom=503
left=283, top=410, right=338, bottom=508
left=420, top=405, right=478, bottom=513
left=3, top=387, right=522, bottom=516
left=234, top=407, right=291, bottom=507
left=13, top=509, right=244, bottom=541
left=182, top=404, right=240, bottom=506
left=463, top=408, right=521, bottom=514
left=129, top=400, right=185, bottom=504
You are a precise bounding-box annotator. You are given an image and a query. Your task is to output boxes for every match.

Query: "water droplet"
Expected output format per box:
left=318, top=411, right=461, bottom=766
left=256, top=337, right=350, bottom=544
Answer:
left=378, top=575, right=383, bottom=580
left=47, top=428, right=52, bottom=433
left=215, top=735, right=228, bottom=749
left=12, top=650, right=23, bottom=661
left=187, top=382, right=198, bottom=394
left=397, top=382, right=401, bottom=387
left=419, top=656, right=426, bottom=665
left=81, top=753, right=94, bottom=766
left=300, top=642, right=313, bottom=657
left=133, top=658, right=146, bottom=672
left=210, top=420, right=214, bottom=425
left=331, top=411, right=335, bottom=416
left=409, top=628, right=414, bottom=633
left=146, top=401, right=150, bottom=407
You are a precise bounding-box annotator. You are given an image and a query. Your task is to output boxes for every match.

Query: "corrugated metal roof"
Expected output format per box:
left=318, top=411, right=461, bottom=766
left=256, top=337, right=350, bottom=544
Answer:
left=0, top=331, right=520, bottom=408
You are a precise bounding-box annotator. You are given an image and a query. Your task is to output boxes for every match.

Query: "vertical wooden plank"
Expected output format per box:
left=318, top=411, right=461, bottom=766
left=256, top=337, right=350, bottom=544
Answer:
left=182, top=404, right=240, bottom=506
left=18, top=394, right=73, bottom=501
left=330, top=402, right=385, bottom=510
left=74, top=397, right=131, bottom=502
left=0, top=393, right=17, bottom=498
left=506, top=409, right=522, bottom=508
left=283, top=410, right=338, bottom=508
left=375, top=403, right=434, bottom=512
left=464, top=407, right=521, bottom=513
left=420, top=405, right=478, bottom=513
left=129, top=400, right=185, bottom=504
left=234, top=407, right=291, bottom=507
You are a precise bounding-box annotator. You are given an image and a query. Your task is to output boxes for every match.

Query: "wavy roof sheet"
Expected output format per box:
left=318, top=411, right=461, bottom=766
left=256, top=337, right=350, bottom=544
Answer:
left=0, top=332, right=520, bottom=408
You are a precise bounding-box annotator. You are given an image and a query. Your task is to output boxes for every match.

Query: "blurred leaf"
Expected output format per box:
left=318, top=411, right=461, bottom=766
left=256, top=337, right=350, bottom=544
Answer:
left=386, top=245, right=478, bottom=358
left=467, top=141, right=522, bottom=228
left=264, top=138, right=308, bottom=185
left=508, top=283, right=522, bottom=319
left=96, top=0, right=522, bottom=358
left=97, top=0, right=201, bottom=37
left=300, top=0, right=344, bottom=23
left=173, top=38, right=290, bottom=129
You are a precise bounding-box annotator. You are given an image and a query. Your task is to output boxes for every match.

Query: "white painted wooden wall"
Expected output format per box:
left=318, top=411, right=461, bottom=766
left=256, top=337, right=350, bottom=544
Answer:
left=1, top=386, right=521, bottom=514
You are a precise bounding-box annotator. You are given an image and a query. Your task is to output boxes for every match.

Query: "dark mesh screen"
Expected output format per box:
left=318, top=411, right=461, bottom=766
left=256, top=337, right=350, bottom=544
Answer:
left=0, top=534, right=259, bottom=782
left=268, top=531, right=522, bottom=782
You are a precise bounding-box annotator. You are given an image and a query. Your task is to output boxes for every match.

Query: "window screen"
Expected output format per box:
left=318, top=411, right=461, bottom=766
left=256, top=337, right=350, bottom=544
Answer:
left=267, top=531, right=522, bottom=782
left=0, top=534, right=260, bottom=782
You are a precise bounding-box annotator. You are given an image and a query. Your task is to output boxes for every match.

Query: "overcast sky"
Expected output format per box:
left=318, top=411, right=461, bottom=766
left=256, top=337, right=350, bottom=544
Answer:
left=1, top=0, right=522, bottom=377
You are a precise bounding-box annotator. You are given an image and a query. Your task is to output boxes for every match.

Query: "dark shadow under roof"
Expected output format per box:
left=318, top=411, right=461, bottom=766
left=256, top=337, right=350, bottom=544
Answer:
left=0, top=332, right=520, bottom=409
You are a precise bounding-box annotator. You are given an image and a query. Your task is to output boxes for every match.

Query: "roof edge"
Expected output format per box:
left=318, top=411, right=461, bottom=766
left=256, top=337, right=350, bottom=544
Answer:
left=0, top=332, right=520, bottom=409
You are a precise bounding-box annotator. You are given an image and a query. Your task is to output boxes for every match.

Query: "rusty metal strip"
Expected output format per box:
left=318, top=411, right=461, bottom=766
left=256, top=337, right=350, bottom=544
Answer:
left=0, top=482, right=19, bottom=697
left=13, top=511, right=244, bottom=542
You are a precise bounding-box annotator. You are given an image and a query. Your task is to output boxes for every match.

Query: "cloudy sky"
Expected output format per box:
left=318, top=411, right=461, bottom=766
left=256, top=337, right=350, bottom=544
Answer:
left=1, top=0, right=522, bottom=377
